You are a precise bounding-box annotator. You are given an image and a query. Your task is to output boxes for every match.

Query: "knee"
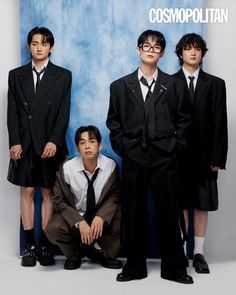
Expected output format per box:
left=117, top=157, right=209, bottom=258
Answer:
left=45, top=215, right=69, bottom=244
left=21, top=187, right=35, bottom=200
left=41, top=188, right=53, bottom=202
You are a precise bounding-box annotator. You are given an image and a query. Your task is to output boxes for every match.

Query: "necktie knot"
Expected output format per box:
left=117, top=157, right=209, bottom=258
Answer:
left=188, top=75, right=194, bottom=82
left=33, top=67, right=45, bottom=78
left=140, top=76, right=155, bottom=92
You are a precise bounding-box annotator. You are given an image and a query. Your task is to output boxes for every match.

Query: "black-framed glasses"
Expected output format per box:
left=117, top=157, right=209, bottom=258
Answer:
left=139, top=42, right=162, bottom=54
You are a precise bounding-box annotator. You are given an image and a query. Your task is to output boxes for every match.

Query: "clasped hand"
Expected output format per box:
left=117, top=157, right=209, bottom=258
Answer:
left=78, top=216, right=104, bottom=245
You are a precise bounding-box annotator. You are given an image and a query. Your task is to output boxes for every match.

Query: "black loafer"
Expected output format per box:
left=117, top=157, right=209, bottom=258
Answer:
left=38, top=246, right=55, bottom=266
left=193, top=254, right=210, bottom=274
left=99, top=253, right=122, bottom=269
left=64, top=258, right=81, bottom=270
left=161, top=271, right=194, bottom=284
left=21, top=244, right=37, bottom=267
left=85, top=245, right=122, bottom=269
left=116, top=269, right=147, bottom=282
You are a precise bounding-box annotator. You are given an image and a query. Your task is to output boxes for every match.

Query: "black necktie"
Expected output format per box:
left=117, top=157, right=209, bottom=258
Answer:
left=188, top=76, right=195, bottom=101
left=83, top=168, right=100, bottom=223
left=140, top=76, right=156, bottom=148
left=33, top=67, right=45, bottom=93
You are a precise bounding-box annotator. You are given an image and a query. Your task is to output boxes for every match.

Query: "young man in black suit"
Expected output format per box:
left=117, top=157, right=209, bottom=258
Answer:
left=7, top=27, right=71, bottom=267
left=173, top=33, right=228, bottom=273
left=106, top=30, right=193, bottom=284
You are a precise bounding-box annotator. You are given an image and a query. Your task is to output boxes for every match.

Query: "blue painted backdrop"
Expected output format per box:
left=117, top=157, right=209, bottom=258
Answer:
left=20, top=0, right=203, bottom=257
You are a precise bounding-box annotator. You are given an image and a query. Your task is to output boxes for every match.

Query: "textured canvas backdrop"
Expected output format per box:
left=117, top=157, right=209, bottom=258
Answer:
left=20, top=0, right=203, bottom=257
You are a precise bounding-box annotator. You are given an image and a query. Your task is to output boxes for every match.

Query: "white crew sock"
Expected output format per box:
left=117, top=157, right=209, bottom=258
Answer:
left=93, top=241, right=102, bottom=250
left=194, top=236, right=205, bottom=255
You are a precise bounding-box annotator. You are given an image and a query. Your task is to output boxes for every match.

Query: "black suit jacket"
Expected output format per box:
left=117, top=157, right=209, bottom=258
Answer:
left=7, top=61, right=71, bottom=156
left=173, top=68, right=228, bottom=180
left=106, top=68, right=191, bottom=156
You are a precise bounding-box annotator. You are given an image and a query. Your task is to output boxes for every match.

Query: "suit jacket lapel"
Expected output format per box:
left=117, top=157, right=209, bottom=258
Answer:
left=18, top=62, right=35, bottom=108
left=124, top=68, right=167, bottom=107
left=152, top=68, right=168, bottom=105
left=195, top=69, right=209, bottom=105
left=125, top=69, right=145, bottom=107
left=175, top=68, right=209, bottom=106
left=29, top=61, right=59, bottom=112
left=175, top=68, right=187, bottom=85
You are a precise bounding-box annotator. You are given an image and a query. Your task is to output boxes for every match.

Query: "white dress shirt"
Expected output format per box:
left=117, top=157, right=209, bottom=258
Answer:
left=182, top=66, right=200, bottom=90
left=32, top=59, right=49, bottom=91
left=138, top=67, right=158, bottom=101
left=63, top=154, right=116, bottom=216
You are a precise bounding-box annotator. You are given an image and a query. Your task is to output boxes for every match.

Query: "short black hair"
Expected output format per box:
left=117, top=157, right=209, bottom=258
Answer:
left=27, top=27, right=54, bottom=47
left=175, top=33, right=208, bottom=65
left=137, top=30, right=166, bottom=51
left=75, top=125, right=102, bottom=146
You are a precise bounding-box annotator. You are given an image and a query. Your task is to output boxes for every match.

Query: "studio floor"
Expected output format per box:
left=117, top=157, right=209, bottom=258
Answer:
left=0, top=256, right=235, bottom=295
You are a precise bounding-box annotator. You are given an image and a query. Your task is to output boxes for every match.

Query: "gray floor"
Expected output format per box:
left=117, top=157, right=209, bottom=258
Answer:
left=1, top=256, right=235, bottom=295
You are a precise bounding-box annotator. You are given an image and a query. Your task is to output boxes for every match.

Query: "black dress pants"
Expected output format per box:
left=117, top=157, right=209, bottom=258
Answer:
left=121, top=144, right=187, bottom=274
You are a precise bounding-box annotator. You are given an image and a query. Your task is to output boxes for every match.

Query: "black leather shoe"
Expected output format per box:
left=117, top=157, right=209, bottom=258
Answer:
left=161, top=271, right=194, bottom=284
left=100, top=253, right=122, bottom=269
left=21, top=244, right=36, bottom=267
left=116, top=271, right=147, bottom=282
left=38, top=245, right=55, bottom=266
left=64, top=258, right=81, bottom=270
left=85, top=245, right=122, bottom=269
left=193, top=254, right=210, bottom=273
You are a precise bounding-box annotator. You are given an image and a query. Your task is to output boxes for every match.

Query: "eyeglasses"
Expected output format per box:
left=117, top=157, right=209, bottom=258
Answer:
left=139, top=42, right=162, bottom=54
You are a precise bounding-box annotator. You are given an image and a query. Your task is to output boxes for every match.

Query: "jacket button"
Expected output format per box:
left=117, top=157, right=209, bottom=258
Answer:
left=24, top=101, right=28, bottom=106
left=28, top=115, right=32, bottom=119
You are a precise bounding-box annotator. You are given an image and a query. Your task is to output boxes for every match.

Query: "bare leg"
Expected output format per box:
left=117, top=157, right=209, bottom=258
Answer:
left=20, top=186, right=35, bottom=230
left=194, top=209, right=208, bottom=237
left=41, top=187, right=53, bottom=230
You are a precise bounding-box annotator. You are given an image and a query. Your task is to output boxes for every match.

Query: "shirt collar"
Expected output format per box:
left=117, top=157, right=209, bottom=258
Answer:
left=76, top=154, right=104, bottom=174
left=182, top=66, right=200, bottom=80
left=32, top=59, right=49, bottom=71
left=138, top=67, right=158, bottom=83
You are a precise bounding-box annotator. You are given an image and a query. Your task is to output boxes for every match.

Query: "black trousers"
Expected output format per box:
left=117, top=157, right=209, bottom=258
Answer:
left=121, top=144, right=187, bottom=274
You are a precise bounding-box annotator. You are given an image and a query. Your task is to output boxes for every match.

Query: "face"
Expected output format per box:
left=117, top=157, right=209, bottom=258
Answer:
left=77, top=131, right=102, bottom=161
left=29, top=34, right=53, bottom=62
left=137, top=37, right=164, bottom=65
left=181, top=44, right=202, bottom=68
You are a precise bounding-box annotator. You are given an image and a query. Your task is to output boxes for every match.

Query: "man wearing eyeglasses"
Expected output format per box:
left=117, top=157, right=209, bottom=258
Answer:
left=106, top=30, right=192, bottom=284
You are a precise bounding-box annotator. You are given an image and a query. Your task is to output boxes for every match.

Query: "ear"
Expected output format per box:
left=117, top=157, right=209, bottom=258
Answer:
left=159, top=50, right=165, bottom=58
left=136, top=47, right=141, bottom=56
left=49, top=45, right=54, bottom=53
left=99, top=143, right=103, bottom=152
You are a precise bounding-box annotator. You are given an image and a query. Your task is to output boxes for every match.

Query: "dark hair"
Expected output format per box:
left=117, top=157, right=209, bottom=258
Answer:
left=27, top=27, right=54, bottom=47
left=175, top=33, right=208, bottom=65
left=75, top=125, right=102, bottom=145
left=137, top=30, right=166, bottom=51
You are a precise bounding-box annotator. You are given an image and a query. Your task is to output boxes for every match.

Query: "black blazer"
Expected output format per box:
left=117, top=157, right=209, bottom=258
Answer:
left=173, top=68, right=228, bottom=180
left=106, top=68, right=191, bottom=155
left=7, top=61, right=71, bottom=157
